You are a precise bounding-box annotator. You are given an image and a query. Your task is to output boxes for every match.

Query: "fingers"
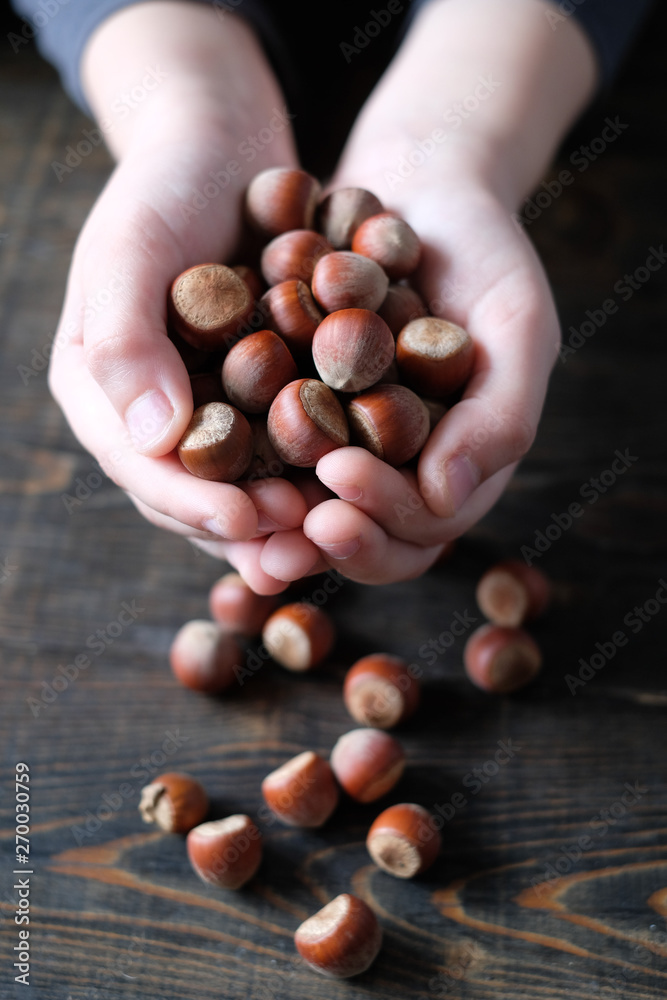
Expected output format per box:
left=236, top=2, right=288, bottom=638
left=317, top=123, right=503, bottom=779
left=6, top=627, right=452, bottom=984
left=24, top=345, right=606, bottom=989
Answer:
left=237, top=479, right=309, bottom=534
left=259, top=529, right=323, bottom=581
left=219, top=539, right=292, bottom=596
left=303, top=499, right=443, bottom=585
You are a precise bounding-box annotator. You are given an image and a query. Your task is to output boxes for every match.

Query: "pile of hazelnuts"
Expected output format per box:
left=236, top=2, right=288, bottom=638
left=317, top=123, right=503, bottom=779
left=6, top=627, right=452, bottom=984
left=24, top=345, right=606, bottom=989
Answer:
left=138, top=560, right=551, bottom=980
left=169, top=166, right=476, bottom=482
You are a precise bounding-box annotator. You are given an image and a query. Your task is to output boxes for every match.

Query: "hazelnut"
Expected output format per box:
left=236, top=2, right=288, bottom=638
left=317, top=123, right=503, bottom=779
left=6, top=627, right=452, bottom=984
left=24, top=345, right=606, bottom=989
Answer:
left=330, top=729, right=405, bottom=803
left=421, top=397, right=448, bottom=431
left=209, top=572, right=279, bottom=636
left=343, top=653, right=420, bottom=729
left=366, top=803, right=441, bottom=878
left=169, top=619, right=242, bottom=694
left=168, top=263, right=254, bottom=351
left=177, top=402, right=253, bottom=482
left=260, top=279, right=323, bottom=354
left=190, top=371, right=227, bottom=409
left=221, top=329, right=298, bottom=413
left=317, top=187, right=384, bottom=249
left=245, top=167, right=321, bottom=236
left=186, top=815, right=262, bottom=890
left=267, top=378, right=349, bottom=468
left=476, top=560, right=551, bottom=627
left=246, top=416, right=284, bottom=478
left=261, top=230, right=333, bottom=286
left=139, top=773, right=209, bottom=833
left=347, top=384, right=430, bottom=467
left=377, top=284, right=428, bottom=336
left=311, top=251, right=389, bottom=313
left=261, top=750, right=339, bottom=827
left=352, top=213, right=421, bottom=281
left=231, top=264, right=265, bottom=301
left=464, top=624, right=542, bottom=694
left=396, top=317, right=474, bottom=397
left=311, top=309, right=395, bottom=392
left=261, top=602, right=335, bottom=671
left=295, top=893, right=382, bottom=979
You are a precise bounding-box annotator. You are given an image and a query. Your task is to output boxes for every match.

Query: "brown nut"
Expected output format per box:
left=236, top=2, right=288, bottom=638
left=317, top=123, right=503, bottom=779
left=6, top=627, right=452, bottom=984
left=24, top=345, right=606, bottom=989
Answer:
left=186, top=815, right=262, bottom=890
left=267, top=378, right=349, bottom=467
left=245, top=167, right=321, bottom=236
left=190, top=371, right=227, bottom=409
left=231, top=264, right=265, bottom=301
left=352, top=213, right=421, bottom=281
left=377, top=284, right=428, bottom=336
left=246, top=416, right=284, bottom=478
left=343, top=653, right=420, bottom=729
left=464, top=624, right=542, bottom=694
left=261, top=601, right=335, bottom=671
left=476, top=560, right=551, bottom=627
left=260, top=279, right=323, bottom=354
left=317, top=187, right=384, bottom=249
left=209, top=572, right=279, bottom=636
left=261, top=750, right=339, bottom=827
left=261, top=230, right=333, bottom=286
left=347, top=384, right=430, bottom=467
left=177, top=402, right=253, bottom=482
left=312, top=309, right=395, bottom=392
left=168, top=264, right=254, bottom=351
left=367, top=803, right=441, bottom=878
left=221, top=329, right=298, bottom=413
left=396, top=317, right=474, bottom=396
left=295, top=893, right=382, bottom=979
left=139, top=772, right=209, bottom=833
left=311, top=251, right=389, bottom=313
left=330, top=728, right=405, bottom=803
left=169, top=619, right=243, bottom=694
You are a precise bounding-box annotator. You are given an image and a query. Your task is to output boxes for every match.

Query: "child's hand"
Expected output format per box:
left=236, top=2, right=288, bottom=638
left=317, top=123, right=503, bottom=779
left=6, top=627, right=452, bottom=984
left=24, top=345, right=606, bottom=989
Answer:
left=48, top=4, right=307, bottom=561
left=282, top=0, right=596, bottom=586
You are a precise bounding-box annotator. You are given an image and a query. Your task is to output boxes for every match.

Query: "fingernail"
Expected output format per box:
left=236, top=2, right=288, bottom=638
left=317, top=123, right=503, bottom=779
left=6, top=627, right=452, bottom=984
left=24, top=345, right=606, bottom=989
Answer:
left=202, top=516, right=228, bottom=538
left=442, top=454, right=480, bottom=515
left=256, top=511, right=284, bottom=534
left=317, top=537, right=361, bottom=560
left=324, top=483, right=363, bottom=502
left=126, top=390, right=174, bottom=450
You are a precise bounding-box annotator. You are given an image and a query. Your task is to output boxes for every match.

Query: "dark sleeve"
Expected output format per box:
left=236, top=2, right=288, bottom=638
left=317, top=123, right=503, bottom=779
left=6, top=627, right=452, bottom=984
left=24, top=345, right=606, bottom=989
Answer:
left=559, top=0, right=656, bottom=86
left=8, top=0, right=282, bottom=117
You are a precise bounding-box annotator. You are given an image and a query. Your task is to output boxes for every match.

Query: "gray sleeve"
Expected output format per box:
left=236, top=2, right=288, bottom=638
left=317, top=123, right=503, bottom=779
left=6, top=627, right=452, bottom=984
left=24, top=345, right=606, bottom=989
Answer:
left=9, top=0, right=280, bottom=117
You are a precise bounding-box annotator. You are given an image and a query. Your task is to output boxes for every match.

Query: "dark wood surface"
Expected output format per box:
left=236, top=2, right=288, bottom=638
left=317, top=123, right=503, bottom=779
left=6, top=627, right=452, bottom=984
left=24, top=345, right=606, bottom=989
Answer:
left=2, top=10, right=667, bottom=999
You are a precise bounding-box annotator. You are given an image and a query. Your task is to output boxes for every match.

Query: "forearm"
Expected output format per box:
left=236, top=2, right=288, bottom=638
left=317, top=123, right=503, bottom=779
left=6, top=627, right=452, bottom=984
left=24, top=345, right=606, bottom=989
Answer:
left=335, top=0, right=598, bottom=209
left=80, top=1, right=295, bottom=165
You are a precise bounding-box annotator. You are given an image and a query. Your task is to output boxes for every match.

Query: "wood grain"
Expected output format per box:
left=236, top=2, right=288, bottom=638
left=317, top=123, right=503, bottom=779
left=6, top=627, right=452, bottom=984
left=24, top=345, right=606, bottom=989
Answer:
left=1, top=11, right=667, bottom=999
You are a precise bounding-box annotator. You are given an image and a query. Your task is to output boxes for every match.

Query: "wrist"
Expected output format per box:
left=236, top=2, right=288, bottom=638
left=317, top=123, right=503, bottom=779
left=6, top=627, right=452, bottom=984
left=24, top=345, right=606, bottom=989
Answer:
left=334, top=0, right=597, bottom=212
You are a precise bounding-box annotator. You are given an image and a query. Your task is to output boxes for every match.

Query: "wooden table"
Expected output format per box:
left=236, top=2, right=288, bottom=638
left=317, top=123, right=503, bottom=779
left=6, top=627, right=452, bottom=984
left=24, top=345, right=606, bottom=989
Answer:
left=2, top=10, right=666, bottom=998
